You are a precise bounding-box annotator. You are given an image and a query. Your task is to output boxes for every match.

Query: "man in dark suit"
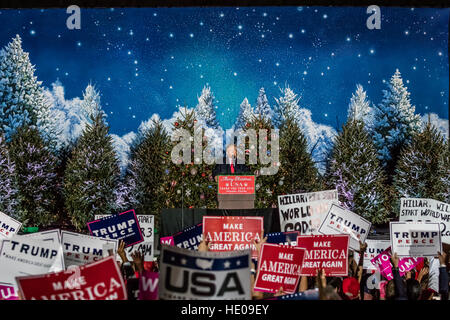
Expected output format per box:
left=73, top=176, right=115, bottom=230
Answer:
left=212, top=144, right=250, bottom=181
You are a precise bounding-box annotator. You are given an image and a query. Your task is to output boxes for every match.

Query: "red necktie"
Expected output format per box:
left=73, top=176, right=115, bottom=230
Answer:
left=231, top=163, right=235, bottom=174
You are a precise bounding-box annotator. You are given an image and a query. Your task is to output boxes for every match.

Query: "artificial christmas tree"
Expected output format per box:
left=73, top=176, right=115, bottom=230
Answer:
left=63, top=86, right=121, bottom=231
left=326, top=119, right=389, bottom=224
left=243, top=113, right=279, bottom=208
left=195, top=85, right=220, bottom=129
left=8, top=126, right=60, bottom=227
left=0, top=133, right=20, bottom=219
left=393, top=121, right=449, bottom=209
left=164, top=107, right=217, bottom=209
left=124, top=118, right=170, bottom=226
left=272, top=85, right=321, bottom=195
left=0, top=35, right=58, bottom=148
left=372, top=69, right=422, bottom=178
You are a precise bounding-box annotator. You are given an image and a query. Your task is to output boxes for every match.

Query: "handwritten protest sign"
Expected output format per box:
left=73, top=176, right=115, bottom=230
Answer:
left=95, top=213, right=154, bottom=261
left=0, top=235, right=65, bottom=288
left=254, top=243, right=305, bottom=294
left=266, top=231, right=299, bottom=246
left=400, top=198, right=450, bottom=244
left=139, top=270, right=159, bottom=300
left=390, top=221, right=441, bottom=258
left=0, top=211, right=22, bottom=239
left=61, top=230, right=118, bottom=267
left=278, top=189, right=338, bottom=235
left=370, top=247, right=423, bottom=281
left=16, top=256, right=127, bottom=300
left=87, top=210, right=143, bottom=248
left=353, top=239, right=390, bottom=270
left=296, top=234, right=349, bottom=276
left=318, top=204, right=371, bottom=251
left=0, top=283, right=18, bottom=300
left=203, top=216, right=263, bottom=259
left=159, top=245, right=251, bottom=300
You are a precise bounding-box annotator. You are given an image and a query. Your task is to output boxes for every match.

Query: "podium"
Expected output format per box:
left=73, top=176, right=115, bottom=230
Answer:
left=217, top=175, right=255, bottom=209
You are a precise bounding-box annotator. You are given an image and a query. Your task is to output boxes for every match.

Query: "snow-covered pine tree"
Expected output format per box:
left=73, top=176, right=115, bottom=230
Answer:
left=347, top=84, right=374, bottom=129
left=254, top=87, right=272, bottom=122
left=273, top=85, right=301, bottom=128
left=8, top=126, right=60, bottom=227
left=124, top=118, right=170, bottom=227
left=0, top=35, right=58, bottom=148
left=195, top=85, right=220, bottom=129
left=0, top=133, right=20, bottom=219
left=326, top=119, right=389, bottom=224
left=372, top=69, right=422, bottom=177
left=393, top=121, right=449, bottom=207
left=235, top=98, right=254, bottom=129
left=63, top=86, right=121, bottom=231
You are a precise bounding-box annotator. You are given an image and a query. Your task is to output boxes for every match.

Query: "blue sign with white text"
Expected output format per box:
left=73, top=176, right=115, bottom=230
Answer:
left=87, top=210, right=143, bottom=248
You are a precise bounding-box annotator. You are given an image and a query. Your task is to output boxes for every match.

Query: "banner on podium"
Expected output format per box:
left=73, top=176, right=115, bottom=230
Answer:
left=218, top=175, right=255, bottom=195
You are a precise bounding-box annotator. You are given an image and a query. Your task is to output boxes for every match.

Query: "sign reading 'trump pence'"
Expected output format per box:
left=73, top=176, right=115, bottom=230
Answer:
left=87, top=210, right=143, bottom=248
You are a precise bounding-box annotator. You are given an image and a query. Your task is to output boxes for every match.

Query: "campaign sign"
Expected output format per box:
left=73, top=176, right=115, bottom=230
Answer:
left=0, top=211, right=22, bottom=239
left=139, top=270, right=159, bottom=300
left=353, top=239, right=390, bottom=270
left=296, top=234, right=349, bottom=276
left=266, top=231, right=300, bottom=246
left=390, top=222, right=441, bottom=258
left=0, top=236, right=65, bottom=287
left=400, top=198, right=450, bottom=244
left=370, top=247, right=423, bottom=281
left=95, top=214, right=154, bottom=261
left=22, top=229, right=61, bottom=243
left=173, top=223, right=203, bottom=250
left=278, top=189, right=338, bottom=235
left=0, top=283, right=18, bottom=300
left=218, top=175, right=255, bottom=195
left=159, top=245, right=251, bottom=300
left=87, top=210, right=143, bottom=248
left=160, top=236, right=174, bottom=246
left=16, top=256, right=127, bottom=300
left=203, top=216, right=263, bottom=259
left=318, top=204, right=372, bottom=251
left=254, top=243, right=306, bottom=294
left=61, top=230, right=118, bottom=267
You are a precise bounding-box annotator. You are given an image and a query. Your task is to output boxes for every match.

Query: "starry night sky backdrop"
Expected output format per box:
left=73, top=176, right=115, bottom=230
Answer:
left=0, top=6, right=448, bottom=136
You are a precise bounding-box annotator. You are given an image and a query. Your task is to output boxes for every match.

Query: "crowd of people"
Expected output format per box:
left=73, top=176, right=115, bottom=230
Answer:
left=113, top=233, right=450, bottom=301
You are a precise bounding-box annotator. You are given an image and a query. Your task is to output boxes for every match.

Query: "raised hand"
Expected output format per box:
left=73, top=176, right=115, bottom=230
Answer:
left=131, top=250, right=144, bottom=273
left=117, top=240, right=128, bottom=263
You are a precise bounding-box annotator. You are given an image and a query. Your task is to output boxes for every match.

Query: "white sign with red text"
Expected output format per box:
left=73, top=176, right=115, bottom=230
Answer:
left=318, top=204, right=371, bottom=251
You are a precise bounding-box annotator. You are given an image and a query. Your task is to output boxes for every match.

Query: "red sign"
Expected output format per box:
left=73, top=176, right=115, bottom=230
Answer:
left=218, top=175, right=255, bottom=194
left=296, top=234, right=349, bottom=276
left=254, top=243, right=306, bottom=294
left=203, top=216, right=263, bottom=259
left=16, top=256, right=127, bottom=300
